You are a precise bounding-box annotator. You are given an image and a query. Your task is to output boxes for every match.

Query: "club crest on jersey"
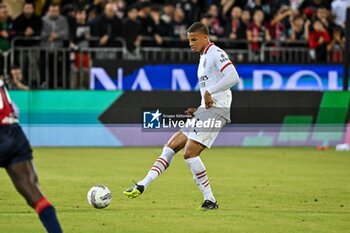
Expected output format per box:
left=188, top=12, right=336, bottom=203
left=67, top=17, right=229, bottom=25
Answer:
left=220, top=54, right=228, bottom=63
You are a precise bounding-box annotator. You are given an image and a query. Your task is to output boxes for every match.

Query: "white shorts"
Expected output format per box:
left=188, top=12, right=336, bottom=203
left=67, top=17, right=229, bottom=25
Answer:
left=181, top=108, right=227, bottom=148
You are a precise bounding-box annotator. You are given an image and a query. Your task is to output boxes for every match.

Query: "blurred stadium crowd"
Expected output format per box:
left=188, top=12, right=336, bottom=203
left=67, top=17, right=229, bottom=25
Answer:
left=0, top=0, right=349, bottom=89
left=1, top=0, right=348, bottom=55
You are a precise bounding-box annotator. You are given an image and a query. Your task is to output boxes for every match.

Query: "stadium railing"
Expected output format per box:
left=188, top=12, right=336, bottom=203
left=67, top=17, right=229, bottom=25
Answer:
left=327, top=46, right=343, bottom=63
left=0, top=50, right=10, bottom=78
left=4, top=36, right=344, bottom=89
left=260, top=40, right=311, bottom=63
left=9, top=36, right=126, bottom=89
left=139, top=36, right=251, bottom=62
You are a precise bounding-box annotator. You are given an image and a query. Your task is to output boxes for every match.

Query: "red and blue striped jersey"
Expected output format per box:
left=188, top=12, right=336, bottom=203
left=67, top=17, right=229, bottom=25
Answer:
left=0, top=80, right=14, bottom=124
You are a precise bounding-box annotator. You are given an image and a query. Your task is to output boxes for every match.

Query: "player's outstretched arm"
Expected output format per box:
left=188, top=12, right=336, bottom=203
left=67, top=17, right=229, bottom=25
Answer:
left=207, top=64, right=240, bottom=95
left=208, top=65, right=239, bottom=94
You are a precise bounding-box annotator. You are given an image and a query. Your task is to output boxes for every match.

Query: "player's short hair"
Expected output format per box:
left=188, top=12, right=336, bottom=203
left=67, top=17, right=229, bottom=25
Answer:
left=187, top=22, right=209, bottom=35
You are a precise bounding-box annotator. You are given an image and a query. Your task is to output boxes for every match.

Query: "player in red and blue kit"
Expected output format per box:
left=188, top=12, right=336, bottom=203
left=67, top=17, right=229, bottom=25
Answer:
left=0, top=79, right=62, bottom=233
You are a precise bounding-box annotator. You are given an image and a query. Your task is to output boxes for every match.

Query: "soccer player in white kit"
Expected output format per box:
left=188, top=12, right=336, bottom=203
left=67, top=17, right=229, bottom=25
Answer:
left=124, top=22, right=240, bottom=210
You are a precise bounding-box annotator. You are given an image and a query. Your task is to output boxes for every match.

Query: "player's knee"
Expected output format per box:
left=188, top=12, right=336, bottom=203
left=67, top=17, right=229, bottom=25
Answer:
left=183, top=153, right=191, bottom=159
left=183, top=148, right=198, bottom=159
left=165, top=133, right=186, bottom=153
left=165, top=142, right=177, bottom=152
left=183, top=141, right=204, bottom=159
left=183, top=153, right=198, bottom=160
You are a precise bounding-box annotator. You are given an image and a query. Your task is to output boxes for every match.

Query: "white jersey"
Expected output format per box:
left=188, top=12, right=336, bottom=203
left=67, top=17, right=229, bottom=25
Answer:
left=197, top=42, right=233, bottom=121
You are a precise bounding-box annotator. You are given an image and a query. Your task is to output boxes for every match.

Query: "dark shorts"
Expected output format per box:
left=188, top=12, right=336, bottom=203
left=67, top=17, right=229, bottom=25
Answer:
left=0, top=124, right=33, bottom=168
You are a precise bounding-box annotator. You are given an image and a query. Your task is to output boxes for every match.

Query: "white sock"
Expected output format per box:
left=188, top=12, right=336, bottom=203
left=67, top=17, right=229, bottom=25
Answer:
left=138, top=146, right=175, bottom=188
left=186, top=157, right=216, bottom=202
left=193, top=175, right=205, bottom=193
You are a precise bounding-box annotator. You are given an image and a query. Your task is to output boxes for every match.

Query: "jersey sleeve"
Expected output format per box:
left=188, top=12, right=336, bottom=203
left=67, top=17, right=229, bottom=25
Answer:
left=212, top=49, right=233, bottom=73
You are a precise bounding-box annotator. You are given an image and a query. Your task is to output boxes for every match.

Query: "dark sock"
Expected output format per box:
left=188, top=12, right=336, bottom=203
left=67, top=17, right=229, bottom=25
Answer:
left=35, top=197, right=62, bottom=233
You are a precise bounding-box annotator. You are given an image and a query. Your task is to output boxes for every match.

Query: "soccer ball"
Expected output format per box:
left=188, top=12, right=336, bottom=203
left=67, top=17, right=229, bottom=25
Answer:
left=87, top=185, right=112, bottom=209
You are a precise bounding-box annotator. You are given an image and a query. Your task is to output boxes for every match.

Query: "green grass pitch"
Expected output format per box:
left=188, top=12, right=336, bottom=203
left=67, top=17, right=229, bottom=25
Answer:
left=0, top=147, right=349, bottom=233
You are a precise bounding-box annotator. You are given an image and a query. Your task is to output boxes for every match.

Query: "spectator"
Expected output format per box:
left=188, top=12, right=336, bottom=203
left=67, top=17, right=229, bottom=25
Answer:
left=200, top=14, right=219, bottom=41
left=13, top=2, right=42, bottom=46
left=315, top=6, right=332, bottom=34
left=308, top=19, right=330, bottom=62
left=87, top=0, right=108, bottom=17
left=93, top=2, right=122, bottom=47
left=206, top=4, right=223, bottom=36
left=247, top=0, right=271, bottom=21
left=70, top=9, right=91, bottom=88
left=0, top=3, right=14, bottom=77
left=269, top=6, right=293, bottom=41
left=7, top=65, right=29, bottom=90
left=148, top=6, right=171, bottom=45
left=0, top=3, right=14, bottom=52
left=40, top=4, right=69, bottom=88
left=122, top=5, right=142, bottom=54
left=161, top=3, right=175, bottom=25
left=247, top=9, right=271, bottom=60
left=41, top=4, right=69, bottom=49
left=70, top=9, right=91, bottom=49
left=224, top=6, right=246, bottom=40
left=87, top=6, right=98, bottom=25
left=224, top=6, right=249, bottom=61
left=240, top=9, right=251, bottom=38
left=12, top=2, right=42, bottom=88
left=112, top=0, right=126, bottom=19
left=327, top=26, right=345, bottom=63
left=61, top=3, right=77, bottom=19
left=288, top=15, right=310, bottom=41
left=172, top=7, right=188, bottom=41
left=299, top=0, right=330, bottom=19
left=137, top=2, right=153, bottom=38
left=70, top=9, right=91, bottom=48
left=218, top=0, right=235, bottom=20
left=331, top=0, right=350, bottom=28
left=175, top=0, right=199, bottom=25
left=34, top=0, right=67, bottom=17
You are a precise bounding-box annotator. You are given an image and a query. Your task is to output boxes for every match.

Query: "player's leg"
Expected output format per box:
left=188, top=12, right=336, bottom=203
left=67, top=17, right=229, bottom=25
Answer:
left=6, top=160, right=63, bottom=233
left=138, top=131, right=188, bottom=186
left=184, top=140, right=218, bottom=210
left=124, top=131, right=187, bottom=198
